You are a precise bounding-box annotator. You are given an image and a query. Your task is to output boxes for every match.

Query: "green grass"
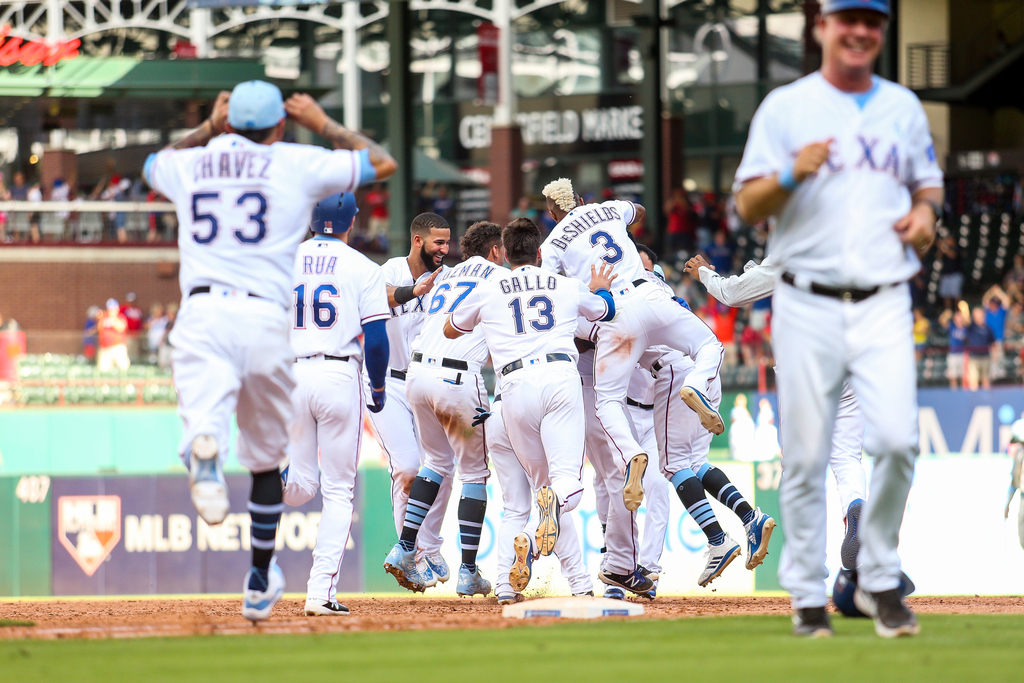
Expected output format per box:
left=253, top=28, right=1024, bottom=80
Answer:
left=3, top=615, right=1023, bottom=683
left=0, top=619, right=33, bottom=627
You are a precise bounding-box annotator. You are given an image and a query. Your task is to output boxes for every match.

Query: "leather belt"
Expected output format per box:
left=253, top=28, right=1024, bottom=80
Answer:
left=632, top=278, right=648, bottom=287
left=494, top=394, right=501, bottom=402
left=390, top=369, right=407, bottom=380
left=297, top=354, right=350, bottom=362
left=626, top=397, right=654, bottom=410
left=189, top=285, right=267, bottom=300
left=780, top=271, right=888, bottom=303
left=411, top=352, right=469, bottom=371
left=500, top=352, right=572, bottom=377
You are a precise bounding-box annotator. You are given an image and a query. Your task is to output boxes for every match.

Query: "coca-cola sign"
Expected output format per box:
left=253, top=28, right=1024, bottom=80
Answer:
left=0, top=24, right=81, bottom=67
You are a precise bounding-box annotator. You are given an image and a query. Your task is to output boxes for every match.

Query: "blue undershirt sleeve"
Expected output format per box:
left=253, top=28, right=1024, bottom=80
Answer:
left=594, top=288, right=615, bottom=322
left=361, top=319, right=389, bottom=389
left=358, top=148, right=377, bottom=185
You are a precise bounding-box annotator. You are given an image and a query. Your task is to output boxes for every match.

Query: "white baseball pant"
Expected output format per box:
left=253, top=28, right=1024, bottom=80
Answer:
left=830, top=380, right=867, bottom=514
left=774, top=282, right=918, bottom=608
left=366, top=372, right=452, bottom=556
left=648, top=352, right=719, bottom=478
left=171, top=295, right=294, bottom=473
left=627, top=401, right=671, bottom=576
left=406, top=363, right=490, bottom=485
left=283, top=358, right=362, bottom=603
left=487, top=399, right=592, bottom=596
left=594, top=283, right=724, bottom=472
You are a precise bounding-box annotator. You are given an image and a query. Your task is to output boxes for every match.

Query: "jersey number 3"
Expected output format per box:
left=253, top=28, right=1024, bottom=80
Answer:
left=191, top=191, right=268, bottom=245
left=509, top=295, right=554, bottom=334
left=590, top=230, right=622, bottom=264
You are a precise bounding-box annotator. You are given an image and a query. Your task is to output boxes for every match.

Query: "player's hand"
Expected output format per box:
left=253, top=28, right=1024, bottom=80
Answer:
left=413, top=267, right=443, bottom=298
left=368, top=386, right=386, bottom=413
left=285, top=93, right=329, bottom=134
left=471, top=406, right=491, bottom=427
left=684, top=254, right=713, bottom=280
left=589, top=261, right=617, bottom=292
left=792, top=139, right=833, bottom=183
left=895, top=203, right=937, bottom=256
left=208, top=91, right=231, bottom=135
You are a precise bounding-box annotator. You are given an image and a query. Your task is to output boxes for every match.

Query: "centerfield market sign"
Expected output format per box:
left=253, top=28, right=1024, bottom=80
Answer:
left=458, top=105, right=644, bottom=150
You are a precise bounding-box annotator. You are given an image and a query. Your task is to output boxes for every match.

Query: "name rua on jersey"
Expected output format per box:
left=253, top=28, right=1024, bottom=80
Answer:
left=500, top=274, right=559, bottom=294
left=192, top=150, right=272, bottom=182
left=302, top=256, right=337, bottom=275
left=440, top=261, right=496, bottom=282
left=549, top=206, right=622, bottom=251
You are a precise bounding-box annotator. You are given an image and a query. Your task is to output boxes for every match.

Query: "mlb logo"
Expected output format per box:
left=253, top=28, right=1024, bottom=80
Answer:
left=58, top=495, right=122, bottom=576
left=324, top=220, right=334, bottom=234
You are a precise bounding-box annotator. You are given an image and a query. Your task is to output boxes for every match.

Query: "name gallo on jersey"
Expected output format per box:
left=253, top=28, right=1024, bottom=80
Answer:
left=548, top=205, right=624, bottom=251
left=192, top=150, right=272, bottom=182
left=499, top=273, right=559, bottom=294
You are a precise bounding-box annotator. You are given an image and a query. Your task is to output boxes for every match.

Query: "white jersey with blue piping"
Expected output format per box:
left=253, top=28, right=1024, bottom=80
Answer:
left=379, top=256, right=449, bottom=372
left=540, top=199, right=645, bottom=284
left=734, top=73, right=943, bottom=288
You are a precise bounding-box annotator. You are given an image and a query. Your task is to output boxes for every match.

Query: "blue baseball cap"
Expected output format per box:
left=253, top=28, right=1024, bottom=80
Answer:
left=821, top=0, right=889, bottom=15
left=228, top=81, right=285, bottom=131
left=311, top=193, right=359, bottom=234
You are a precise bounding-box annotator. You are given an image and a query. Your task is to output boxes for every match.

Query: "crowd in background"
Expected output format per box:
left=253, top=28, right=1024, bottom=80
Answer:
left=82, top=292, right=177, bottom=371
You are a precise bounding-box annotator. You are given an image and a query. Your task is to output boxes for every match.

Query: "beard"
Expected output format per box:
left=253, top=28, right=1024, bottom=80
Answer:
left=420, top=244, right=442, bottom=270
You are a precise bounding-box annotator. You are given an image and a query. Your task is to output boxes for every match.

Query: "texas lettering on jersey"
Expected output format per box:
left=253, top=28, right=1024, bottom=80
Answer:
left=548, top=204, right=625, bottom=251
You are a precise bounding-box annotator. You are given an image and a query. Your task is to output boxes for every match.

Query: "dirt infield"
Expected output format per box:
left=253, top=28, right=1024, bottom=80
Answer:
left=2, top=595, right=1023, bottom=641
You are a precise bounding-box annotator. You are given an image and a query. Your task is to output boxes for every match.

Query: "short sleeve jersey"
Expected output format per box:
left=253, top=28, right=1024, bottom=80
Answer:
left=147, top=134, right=363, bottom=308
left=411, top=256, right=504, bottom=366
left=449, top=265, right=609, bottom=370
left=734, top=73, right=944, bottom=288
left=290, top=236, right=389, bottom=359
left=540, top=200, right=645, bottom=284
left=380, top=256, right=447, bottom=372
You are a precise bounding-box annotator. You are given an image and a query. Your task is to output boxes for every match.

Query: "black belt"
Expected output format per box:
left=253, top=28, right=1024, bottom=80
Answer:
left=390, top=369, right=407, bottom=380
left=494, top=394, right=501, bottom=402
left=298, top=354, right=350, bottom=362
left=411, top=352, right=469, bottom=371
left=626, top=397, right=654, bottom=410
left=500, top=352, right=572, bottom=377
left=652, top=360, right=665, bottom=373
left=632, top=278, right=648, bottom=287
left=780, top=272, right=884, bottom=303
left=189, top=286, right=267, bottom=300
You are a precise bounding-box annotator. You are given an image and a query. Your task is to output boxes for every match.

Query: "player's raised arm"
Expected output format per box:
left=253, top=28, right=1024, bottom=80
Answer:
left=734, top=139, right=833, bottom=225
left=285, top=93, right=397, bottom=181
left=389, top=267, right=441, bottom=309
left=684, top=254, right=775, bottom=308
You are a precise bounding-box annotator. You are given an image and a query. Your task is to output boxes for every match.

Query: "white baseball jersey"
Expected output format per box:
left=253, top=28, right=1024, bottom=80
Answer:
left=290, top=236, right=390, bottom=359
left=698, top=256, right=776, bottom=307
left=411, top=256, right=504, bottom=365
left=449, top=265, right=610, bottom=370
left=380, top=257, right=446, bottom=372
left=540, top=200, right=645, bottom=283
left=734, top=73, right=943, bottom=287
left=147, top=134, right=364, bottom=308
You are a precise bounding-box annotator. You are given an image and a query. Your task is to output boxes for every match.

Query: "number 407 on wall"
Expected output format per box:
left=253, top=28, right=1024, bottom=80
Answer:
left=15, top=475, right=50, bottom=504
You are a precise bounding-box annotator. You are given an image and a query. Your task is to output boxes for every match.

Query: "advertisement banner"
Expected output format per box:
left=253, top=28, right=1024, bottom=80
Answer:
left=50, top=474, right=361, bottom=596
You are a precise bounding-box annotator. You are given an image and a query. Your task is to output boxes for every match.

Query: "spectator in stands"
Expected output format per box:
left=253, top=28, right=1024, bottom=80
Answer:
left=984, top=285, right=1011, bottom=379
left=97, top=175, right=131, bottom=243
left=938, top=235, right=963, bottom=311
left=51, top=178, right=71, bottom=240
left=431, top=185, right=454, bottom=223
left=365, top=183, right=390, bottom=249
left=7, top=170, right=27, bottom=242
left=664, top=188, right=694, bottom=253
left=1004, top=255, right=1024, bottom=303
left=913, top=308, right=931, bottom=362
left=941, top=308, right=967, bottom=389
left=120, top=293, right=144, bottom=361
left=0, top=172, right=9, bottom=244
left=97, top=298, right=130, bottom=372
left=82, top=305, right=101, bottom=360
left=1006, top=300, right=1024, bottom=354
left=706, top=230, right=736, bottom=276
left=740, top=318, right=764, bottom=367
left=26, top=182, right=42, bottom=244
left=509, top=196, right=538, bottom=223
left=158, top=302, right=177, bottom=370
left=145, top=303, right=168, bottom=359
left=965, top=307, right=996, bottom=391
left=728, top=394, right=757, bottom=461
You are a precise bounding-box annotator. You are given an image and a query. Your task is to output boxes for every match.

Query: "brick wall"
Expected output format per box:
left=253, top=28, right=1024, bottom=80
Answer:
left=0, top=249, right=181, bottom=352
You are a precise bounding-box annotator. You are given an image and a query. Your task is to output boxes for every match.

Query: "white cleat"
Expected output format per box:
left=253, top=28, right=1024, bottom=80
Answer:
left=679, top=387, right=725, bottom=435
left=189, top=434, right=229, bottom=525
left=698, top=534, right=742, bottom=587
left=241, top=559, right=285, bottom=622
left=622, top=453, right=647, bottom=512
left=304, top=597, right=351, bottom=616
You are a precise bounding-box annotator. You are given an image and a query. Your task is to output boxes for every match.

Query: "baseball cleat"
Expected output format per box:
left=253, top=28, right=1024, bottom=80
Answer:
left=647, top=580, right=658, bottom=600
left=456, top=565, right=492, bottom=597
left=573, top=591, right=596, bottom=597
left=841, top=499, right=864, bottom=570
left=241, top=558, right=285, bottom=622
left=509, top=533, right=535, bottom=592
left=496, top=592, right=525, bottom=605
left=188, top=434, right=229, bottom=525
left=383, top=544, right=437, bottom=593
left=424, top=552, right=450, bottom=583
left=743, top=508, right=776, bottom=570
left=535, top=487, right=560, bottom=556
left=854, top=587, right=920, bottom=638
left=679, top=387, right=725, bottom=435
left=304, top=597, right=350, bottom=616
left=603, top=586, right=626, bottom=600
left=698, top=535, right=742, bottom=587
left=622, top=453, right=648, bottom=512
left=598, top=567, right=655, bottom=596
left=638, top=564, right=660, bottom=582
left=792, top=606, right=834, bottom=638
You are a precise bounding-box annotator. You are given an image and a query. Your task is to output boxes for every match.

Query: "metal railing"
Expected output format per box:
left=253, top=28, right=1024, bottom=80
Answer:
left=0, top=200, right=177, bottom=244
left=906, top=42, right=950, bottom=89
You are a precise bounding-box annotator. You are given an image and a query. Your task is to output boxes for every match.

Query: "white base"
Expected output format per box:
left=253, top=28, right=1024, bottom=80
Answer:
left=501, top=596, right=645, bottom=620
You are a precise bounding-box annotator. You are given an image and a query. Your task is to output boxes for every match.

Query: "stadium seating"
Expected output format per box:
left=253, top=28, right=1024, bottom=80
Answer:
left=13, top=354, right=176, bottom=406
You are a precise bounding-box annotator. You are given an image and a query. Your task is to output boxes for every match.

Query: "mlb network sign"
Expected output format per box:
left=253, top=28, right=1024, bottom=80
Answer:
left=51, top=474, right=362, bottom=595
left=918, top=387, right=1024, bottom=455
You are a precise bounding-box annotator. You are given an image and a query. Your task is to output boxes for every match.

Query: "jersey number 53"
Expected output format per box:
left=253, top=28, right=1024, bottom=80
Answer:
left=190, top=190, right=268, bottom=245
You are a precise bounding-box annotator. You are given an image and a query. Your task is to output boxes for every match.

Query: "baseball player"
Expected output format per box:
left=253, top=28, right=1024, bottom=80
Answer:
left=369, top=214, right=453, bottom=585
left=540, top=179, right=725, bottom=517
left=444, top=218, right=616, bottom=560
left=733, top=0, right=942, bottom=636
left=1005, top=415, right=1024, bottom=550
left=285, top=193, right=389, bottom=616
left=487, top=395, right=595, bottom=603
left=144, top=81, right=396, bottom=620
left=684, top=252, right=867, bottom=570
left=384, top=221, right=505, bottom=596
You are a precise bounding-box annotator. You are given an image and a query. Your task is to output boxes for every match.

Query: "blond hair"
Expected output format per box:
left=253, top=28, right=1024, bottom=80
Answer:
left=542, top=178, right=577, bottom=212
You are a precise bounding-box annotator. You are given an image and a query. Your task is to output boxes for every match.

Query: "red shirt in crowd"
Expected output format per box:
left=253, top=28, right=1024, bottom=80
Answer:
left=120, top=303, right=143, bottom=331
left=98, top=312, right=128, bottom=348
